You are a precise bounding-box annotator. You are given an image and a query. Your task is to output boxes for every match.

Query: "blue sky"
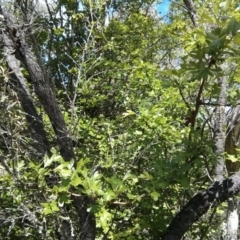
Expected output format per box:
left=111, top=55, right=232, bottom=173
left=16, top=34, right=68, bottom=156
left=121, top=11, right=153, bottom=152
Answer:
left=157, top=0, right=170, bottom=15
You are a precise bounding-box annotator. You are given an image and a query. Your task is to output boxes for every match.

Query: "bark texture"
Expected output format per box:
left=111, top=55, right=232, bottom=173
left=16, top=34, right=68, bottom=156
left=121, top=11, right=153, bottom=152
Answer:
left=2, top=30, right=50, bottom=158
left=162, top=173, right=240, bottom=240
left=214, top=77, right=227, bottom=181
left=224, top=105, right=240, bottom=239
left=183, top=0, right=197, bottom=26
left=0, top=6, right=96, bottom=239
left=225, top=106, right=240, bottom=175
left=226, top=198, right=239, bottom=240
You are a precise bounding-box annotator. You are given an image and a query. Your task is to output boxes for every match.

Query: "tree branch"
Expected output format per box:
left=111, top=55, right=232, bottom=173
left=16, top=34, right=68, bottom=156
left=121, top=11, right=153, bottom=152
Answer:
left=2, top=28, right=50, bottom=158
left=183, top=0, right=197, bottom=27
left=162, top=172, right=240, bottom=240
left=1, top=8, right=96, bottom=239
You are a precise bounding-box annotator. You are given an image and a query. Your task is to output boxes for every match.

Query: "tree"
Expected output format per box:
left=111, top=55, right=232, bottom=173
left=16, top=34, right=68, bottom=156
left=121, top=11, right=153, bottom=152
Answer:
left=162, top=0, right=240, bottom=239
left=2, top=0, right=240, bottom=239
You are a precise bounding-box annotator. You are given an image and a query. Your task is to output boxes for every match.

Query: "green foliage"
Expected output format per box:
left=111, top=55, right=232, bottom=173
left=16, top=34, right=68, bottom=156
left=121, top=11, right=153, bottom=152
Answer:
left=2, top=0, right=240, bottom=239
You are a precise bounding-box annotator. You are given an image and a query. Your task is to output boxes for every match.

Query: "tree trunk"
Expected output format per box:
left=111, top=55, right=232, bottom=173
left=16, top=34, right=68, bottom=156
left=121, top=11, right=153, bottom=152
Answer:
left=0, top=6, right=96, bottom=239
left=226, top=198, right=239, bottom=240
left=214, top=76, right=227, bottom=181
left=162, top=173, right=240, bottom=240
left=2, top=30, right=50, bottom=158
left=224, top=106, right=240, bottom=240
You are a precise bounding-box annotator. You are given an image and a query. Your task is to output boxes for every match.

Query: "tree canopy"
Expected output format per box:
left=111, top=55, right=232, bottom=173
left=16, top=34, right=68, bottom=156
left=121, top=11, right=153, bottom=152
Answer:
left=1, top=0, right=240, bottom=239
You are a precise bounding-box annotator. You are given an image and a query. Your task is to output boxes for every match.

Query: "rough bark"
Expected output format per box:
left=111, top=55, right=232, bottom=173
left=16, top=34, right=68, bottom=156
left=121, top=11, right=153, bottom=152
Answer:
left=162, top=172, right=240, bottom=240
left=0, top=5, right=74, bottom=161
left=214, top=77, right=227, bottom=181
left=226, top=198, right=239, bottom=240
left=225, top=106, right=240, bottom=175
left=72, top=195, right=96, bottom=240
left=2, top=30, right=50, bottom=158
left=183, top=0, right=197, bottom=26
left=224, top=105, right=240, bottom=239
left=0, top=7, right=96, bottom=239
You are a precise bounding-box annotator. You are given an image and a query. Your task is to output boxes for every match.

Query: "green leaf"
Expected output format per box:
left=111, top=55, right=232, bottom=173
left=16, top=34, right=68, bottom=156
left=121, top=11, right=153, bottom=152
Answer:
left=226, top=18, right=240, bottom=36
left=54, top=167, right=71, bottom=178
left=123, top=171, right=135, bottom=181
left=219, top=1, right=230, bottom=12
left=59, top=169, right=72, bottom=178
left=226, top=154, right=239, bottom=162
left=199, top=13, right=216, bottom=24
left=98, top=208, right=112, bottom=233
left=44, top=154, right=63, bottom=168
left=122, top=110, right=135, bottom=117
left=233, top=34, right=240, bottom=44
left=16, top=160, right=25, bottom=171
left=41, top=202, right=60, bottom=215
left=150, top=191, right=160, bottom=201
left=103, top=190, right=116, bottom=201
left=38, top=167, right=47, bottom=176
left=216, top=207, right=225, bottom=214
left=70, top=173, right=82, bottom=187
left=43, top=155, right=53, bottom=168
left=58, top=192, right=71, bottom=206
left=76, top=158, right=90, bottom=173
left=179, top=177, right=190, bottom=188
left=127, top=193, right=136, bottom=200
left=139, top=171, right=153, bottom=180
